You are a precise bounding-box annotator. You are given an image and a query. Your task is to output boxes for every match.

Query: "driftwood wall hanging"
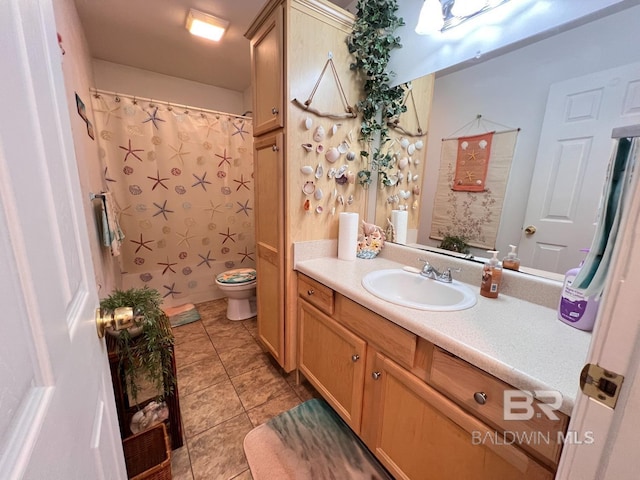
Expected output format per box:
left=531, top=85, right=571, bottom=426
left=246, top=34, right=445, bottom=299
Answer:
left=291, top=56, right=357, bottom=119
left=387, top=87, right=426, bottom=138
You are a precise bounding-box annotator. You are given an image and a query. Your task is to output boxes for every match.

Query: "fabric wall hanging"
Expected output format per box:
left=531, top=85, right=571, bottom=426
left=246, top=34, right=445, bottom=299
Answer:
left=430, top=129, right=519, bottom=249
left=452, top=132, right=494, bottom=192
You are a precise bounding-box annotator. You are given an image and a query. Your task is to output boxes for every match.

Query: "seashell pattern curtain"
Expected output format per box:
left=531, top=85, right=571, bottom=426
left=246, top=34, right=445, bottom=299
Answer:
left=92, top=93, right=254, bottom=306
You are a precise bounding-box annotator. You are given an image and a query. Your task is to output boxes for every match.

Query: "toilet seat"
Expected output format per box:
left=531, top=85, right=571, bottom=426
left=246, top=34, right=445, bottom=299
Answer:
left=216, top=268, right=256, bottom=285
left=215, top=268, right=257, bottom=321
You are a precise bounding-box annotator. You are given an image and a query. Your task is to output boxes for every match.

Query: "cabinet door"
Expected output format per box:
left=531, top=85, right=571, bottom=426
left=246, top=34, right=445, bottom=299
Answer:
left=298, top=300, right=366, bottom=433
left=250, top=4, right=284, bottom=136
left=361, top=351, right=553, bottom=480
left=254, top=132, right=285, bottom=366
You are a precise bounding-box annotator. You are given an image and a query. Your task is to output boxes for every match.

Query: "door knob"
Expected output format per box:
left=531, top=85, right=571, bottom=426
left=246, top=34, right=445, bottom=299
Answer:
left=524, top=225, right=537, bottom=235
left=96, top=306, right=134, bottom=338
left=351, top=354, right=360, bottom=362
left=372, top=371, right=381, bottom=380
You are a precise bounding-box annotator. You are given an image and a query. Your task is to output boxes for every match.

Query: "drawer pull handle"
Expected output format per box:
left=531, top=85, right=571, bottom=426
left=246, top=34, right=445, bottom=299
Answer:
left=372, top=371, right=381, bottom=380
left=474, top=392, right=488, bottom=405
left=307, top=289, right=315, bottom=296
left=351, top=354, right=360, bottom=362
left=271, top=107, right=279, bottom=115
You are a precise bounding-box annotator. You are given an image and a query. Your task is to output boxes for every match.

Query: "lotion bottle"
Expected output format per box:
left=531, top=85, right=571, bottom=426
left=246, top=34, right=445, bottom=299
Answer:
left=480, top=250, right=502, bottom=298
left=502, top=245, right=521, bottom=271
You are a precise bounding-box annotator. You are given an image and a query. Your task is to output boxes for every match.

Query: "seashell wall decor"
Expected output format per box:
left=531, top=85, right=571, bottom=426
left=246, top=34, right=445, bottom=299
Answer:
left=325, top=147, right=339, bottom=163
left=304, top=117, right=313, bottom=129
left=302, top=181, right=316, bottom=195
left=313, top=125, right=325, bottom=142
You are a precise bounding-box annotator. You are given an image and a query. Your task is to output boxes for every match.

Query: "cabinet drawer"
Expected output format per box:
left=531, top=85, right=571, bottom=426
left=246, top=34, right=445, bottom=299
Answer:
left=336, top=295, right=416, bottom=369
left=430, top=347, right=568, bottom=467
left=298, top=274, right=334, bottom=315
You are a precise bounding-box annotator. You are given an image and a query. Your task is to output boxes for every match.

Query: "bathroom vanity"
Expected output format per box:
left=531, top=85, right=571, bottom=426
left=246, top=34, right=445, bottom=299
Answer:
left=295, top=241, right=591, bottom=479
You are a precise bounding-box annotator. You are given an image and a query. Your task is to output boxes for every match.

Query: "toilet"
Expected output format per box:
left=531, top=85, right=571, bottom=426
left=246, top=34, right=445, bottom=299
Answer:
left=215, top=268, right=257, bottom=321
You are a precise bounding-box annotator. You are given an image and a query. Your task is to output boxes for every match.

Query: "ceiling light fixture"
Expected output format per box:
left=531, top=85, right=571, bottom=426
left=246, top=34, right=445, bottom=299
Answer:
left=416, top=0, right=511, bottom=35
left=186, top=8, right=229, bottom=42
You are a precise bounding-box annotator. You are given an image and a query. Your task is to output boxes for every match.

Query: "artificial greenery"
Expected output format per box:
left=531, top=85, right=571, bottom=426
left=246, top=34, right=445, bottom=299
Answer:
left=439, top=234, right=471, bottom=255
left=347, top=0, right=406, bottom=187
left=100, top=286, right=175, bottom=406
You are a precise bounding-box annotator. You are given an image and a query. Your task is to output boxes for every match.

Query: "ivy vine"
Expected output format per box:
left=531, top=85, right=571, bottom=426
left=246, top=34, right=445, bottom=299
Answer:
left=347, top=0, right=407, bottom=187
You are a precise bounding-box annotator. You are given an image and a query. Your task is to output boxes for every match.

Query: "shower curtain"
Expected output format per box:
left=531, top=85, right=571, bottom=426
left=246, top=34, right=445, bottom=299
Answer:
left=92, top=93, right=254, bottom=306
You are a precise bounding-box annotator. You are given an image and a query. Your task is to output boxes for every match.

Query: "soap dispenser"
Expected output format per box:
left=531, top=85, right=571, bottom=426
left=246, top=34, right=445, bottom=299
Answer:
left=502, top=245, right=521, bottom=271
left=480, top=250, right=502, bottom=298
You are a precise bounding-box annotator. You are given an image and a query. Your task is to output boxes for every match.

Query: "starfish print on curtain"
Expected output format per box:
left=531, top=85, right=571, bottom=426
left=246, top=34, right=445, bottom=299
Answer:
left=216, top=149, right=232, bottom=167
left=143, top=106, right=166, bottom=130
left=92, top=93, right=254, bottom=306
left=119, top=139, right=144, bottom=162
left=147, top=170, right=170, bottom=190
left=232, top=120, right=250, bottom=140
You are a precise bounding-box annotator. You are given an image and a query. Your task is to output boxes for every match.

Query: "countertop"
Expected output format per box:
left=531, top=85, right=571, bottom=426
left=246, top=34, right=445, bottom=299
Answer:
left=294, top=245, right=593, bottom=416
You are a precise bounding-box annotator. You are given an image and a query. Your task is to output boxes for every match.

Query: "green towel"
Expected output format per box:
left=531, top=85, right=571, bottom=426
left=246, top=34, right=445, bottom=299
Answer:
left=574, top=137, right=637, bottom=296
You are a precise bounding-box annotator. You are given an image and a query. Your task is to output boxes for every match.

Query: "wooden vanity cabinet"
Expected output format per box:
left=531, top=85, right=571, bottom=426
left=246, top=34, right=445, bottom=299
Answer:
left=361, top=350, right=553, bottom=480
left=298, top=300, right=366, bottom=432
left=430, top=347, right=568, bottom=468
left=296, top=273, right=558, bottom=480
left=254, top=133, right=285, bottom=364
left=246, top=0, right=362, bottom=372
left=249, top=3, right=284, bottom=136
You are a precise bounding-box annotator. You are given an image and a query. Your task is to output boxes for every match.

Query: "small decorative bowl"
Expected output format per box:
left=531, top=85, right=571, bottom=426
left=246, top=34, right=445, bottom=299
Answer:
left=356, top=248, right=380, bottom=259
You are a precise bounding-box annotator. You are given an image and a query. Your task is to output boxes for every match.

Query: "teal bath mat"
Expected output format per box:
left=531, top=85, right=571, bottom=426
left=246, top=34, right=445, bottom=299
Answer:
left=163, top=303, right=201, bottom=327
left=243, top=398, right=392, bottom=480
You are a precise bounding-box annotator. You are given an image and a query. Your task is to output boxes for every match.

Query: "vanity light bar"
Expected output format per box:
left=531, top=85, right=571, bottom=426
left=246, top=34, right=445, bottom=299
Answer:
left=442, top=0, right=512, bottom=31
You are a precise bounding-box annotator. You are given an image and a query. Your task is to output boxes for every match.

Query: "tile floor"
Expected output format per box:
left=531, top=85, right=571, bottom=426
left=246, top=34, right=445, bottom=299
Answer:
left=169, top=298, right=320, bottom=480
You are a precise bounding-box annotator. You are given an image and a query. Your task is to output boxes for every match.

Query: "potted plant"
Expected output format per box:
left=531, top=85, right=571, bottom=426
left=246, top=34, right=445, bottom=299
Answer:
left=439, top=234, right=471, bottom=255
left=100, top=286, right=176, bottom=407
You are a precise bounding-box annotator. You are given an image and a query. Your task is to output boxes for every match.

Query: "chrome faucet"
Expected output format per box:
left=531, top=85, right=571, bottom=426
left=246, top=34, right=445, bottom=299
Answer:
left=418, top=259, right=459, bottom=283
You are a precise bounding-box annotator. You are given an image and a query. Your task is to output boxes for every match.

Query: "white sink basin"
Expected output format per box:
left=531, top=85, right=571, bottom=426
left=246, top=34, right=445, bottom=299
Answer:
left=361, top=269, right=477, bottom=311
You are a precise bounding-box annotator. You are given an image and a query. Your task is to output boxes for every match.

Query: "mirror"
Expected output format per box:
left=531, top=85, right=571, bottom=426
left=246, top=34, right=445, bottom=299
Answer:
left=373, top=2, right=640, bottom=279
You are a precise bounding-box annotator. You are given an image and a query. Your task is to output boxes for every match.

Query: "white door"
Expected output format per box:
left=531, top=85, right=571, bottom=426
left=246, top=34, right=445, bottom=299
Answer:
left=0, top=1, right=125, bottom=479
left=518, top=62, right=640, bottom=274
left=557, top=135, right=640, bottom=479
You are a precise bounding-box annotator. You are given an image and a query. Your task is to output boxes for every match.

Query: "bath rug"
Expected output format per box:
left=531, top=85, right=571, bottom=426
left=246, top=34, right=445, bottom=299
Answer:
left=163, top=303, right=200, bottom=327
left=243, top=398, right=392, bottom=480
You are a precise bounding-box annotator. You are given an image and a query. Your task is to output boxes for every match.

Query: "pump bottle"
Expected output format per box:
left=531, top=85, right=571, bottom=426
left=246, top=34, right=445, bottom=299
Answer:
left=502, top=245, right=521, bottom=271
left=480, top=250, right=502, bottom=298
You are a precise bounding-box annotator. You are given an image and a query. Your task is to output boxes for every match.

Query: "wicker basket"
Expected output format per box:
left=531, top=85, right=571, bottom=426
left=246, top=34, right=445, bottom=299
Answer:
left=123, top=423, right=171, bottom=480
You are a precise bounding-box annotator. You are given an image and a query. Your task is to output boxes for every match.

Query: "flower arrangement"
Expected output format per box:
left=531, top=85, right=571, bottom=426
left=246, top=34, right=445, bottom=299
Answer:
left=357, top=220, right=387, bottom=259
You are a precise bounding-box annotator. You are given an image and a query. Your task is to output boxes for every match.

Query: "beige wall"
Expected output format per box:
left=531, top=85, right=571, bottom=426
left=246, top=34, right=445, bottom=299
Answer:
left=52, top=0, right=120, bottom=297
left=92, top=60, right=249, bottom=115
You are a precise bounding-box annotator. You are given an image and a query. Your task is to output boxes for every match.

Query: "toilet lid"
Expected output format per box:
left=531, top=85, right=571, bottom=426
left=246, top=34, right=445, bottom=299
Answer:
left=216, top=268, right=256, bottom=285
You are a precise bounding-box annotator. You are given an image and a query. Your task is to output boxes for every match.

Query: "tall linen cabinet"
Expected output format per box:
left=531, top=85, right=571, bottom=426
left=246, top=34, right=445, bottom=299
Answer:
left=245, top=0, right=364, bottom=371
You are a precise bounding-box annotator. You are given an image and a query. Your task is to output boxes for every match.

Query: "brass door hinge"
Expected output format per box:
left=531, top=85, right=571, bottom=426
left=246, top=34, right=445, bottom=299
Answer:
left=580, top=363, right=624, bottom=409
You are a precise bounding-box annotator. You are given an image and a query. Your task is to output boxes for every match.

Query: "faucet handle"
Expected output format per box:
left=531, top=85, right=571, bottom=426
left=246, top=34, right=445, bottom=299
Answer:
left=439, top=267, right=461, bottom=283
